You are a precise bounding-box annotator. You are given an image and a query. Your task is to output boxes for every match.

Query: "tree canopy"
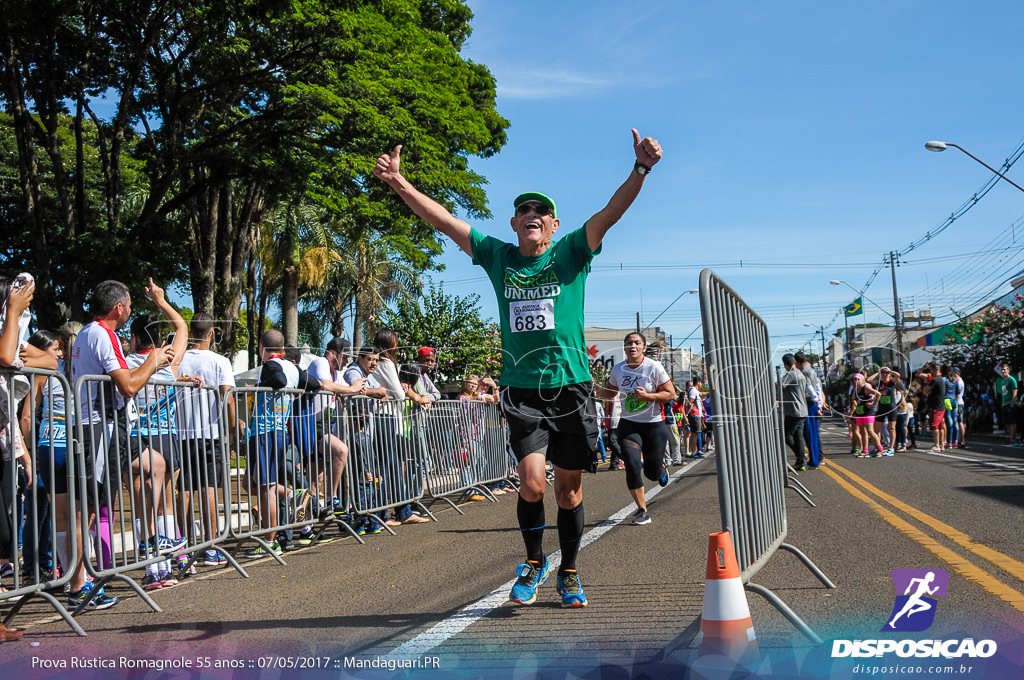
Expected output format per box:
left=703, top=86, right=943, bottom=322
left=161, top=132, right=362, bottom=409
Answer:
left=0, top=0, right=508, bottom=352
left=936, top=297, right=1023, bottom=387
left=379, top=281, right=501, bottom=387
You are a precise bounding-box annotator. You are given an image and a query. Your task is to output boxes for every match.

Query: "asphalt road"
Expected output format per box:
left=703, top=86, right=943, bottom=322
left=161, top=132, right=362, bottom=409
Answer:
left=3, top=418, right=1024, bottom=680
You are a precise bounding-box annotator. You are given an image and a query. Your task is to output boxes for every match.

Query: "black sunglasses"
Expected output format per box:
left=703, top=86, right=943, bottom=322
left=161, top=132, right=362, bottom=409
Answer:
left=516, top=202, right=552, bottom=216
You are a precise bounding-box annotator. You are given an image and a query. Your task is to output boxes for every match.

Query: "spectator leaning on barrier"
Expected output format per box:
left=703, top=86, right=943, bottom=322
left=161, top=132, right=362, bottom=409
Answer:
left=68, top=278, right=181, bottom=611
left=176, top=313, right=239, bottom=566
left=17, top=330, right=62, bottom=584
left=373, top=328, right=430, bottom=526
left=20, top=327, right=77, bottom=589
left=300, top=337, right=367, bottom=519
left=375, top=126, right=663, bottom=608
left=244, top=329, right=321, bottom=557
left=416, top=347, right=442, bottom=401
left=780, top=354, right=810, bottom=471
left=124, top=281, right=191, bottom=590
left=343, top=344, right=391, bottom=534
left=0, top=273, right=54, bottom=641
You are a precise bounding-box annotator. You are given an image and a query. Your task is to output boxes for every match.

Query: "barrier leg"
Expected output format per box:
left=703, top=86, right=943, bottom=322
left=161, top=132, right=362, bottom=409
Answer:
left=744, top=582, right=822, bottom=644
left=779, top=543, right=836, bottom=589
left=4, top=591, right=87, bottom=637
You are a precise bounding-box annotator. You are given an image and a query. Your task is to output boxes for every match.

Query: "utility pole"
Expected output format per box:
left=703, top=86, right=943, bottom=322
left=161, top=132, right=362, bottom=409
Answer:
left=890, top=251, right=904, bottom=379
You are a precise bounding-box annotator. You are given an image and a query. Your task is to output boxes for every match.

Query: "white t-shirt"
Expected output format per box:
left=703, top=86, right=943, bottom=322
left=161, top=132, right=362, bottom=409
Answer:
left=608, top=357, right=671, bottom=424
left=305, top=355, right=347, bottom=414
left=687, top=385, right=705, bottom=417
left=178, top=348, right=235, bottom=439
left=70, top=320, right=131, bottom=424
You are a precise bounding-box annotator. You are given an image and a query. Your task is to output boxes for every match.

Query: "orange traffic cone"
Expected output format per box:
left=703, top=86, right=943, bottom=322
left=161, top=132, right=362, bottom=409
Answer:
left=696, top=531, right=760, bottom=666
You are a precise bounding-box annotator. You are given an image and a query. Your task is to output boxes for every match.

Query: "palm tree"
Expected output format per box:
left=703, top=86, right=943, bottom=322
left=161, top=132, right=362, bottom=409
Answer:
left=251, top=204, right=420, bottom=351
left=340, top=227, right=418, bottom=348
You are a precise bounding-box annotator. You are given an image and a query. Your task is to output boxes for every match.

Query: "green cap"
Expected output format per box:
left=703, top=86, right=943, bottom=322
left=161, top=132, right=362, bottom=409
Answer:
left=513, top=192, right=557, bottom=218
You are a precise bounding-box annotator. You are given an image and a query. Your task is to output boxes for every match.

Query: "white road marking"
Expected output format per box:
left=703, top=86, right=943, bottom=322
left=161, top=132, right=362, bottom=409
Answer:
left=384, top=458, right=709, bottom=659
left=917, top=449, right=1024, bottom=473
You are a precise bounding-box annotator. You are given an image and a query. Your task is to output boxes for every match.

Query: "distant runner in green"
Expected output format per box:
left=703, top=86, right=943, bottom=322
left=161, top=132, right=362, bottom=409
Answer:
left=374, top=128, right=663, bottom=608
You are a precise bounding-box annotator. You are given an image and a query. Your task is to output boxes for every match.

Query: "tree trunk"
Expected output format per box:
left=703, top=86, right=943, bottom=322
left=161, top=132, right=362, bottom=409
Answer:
left=280, top=213, right=299, bottom=346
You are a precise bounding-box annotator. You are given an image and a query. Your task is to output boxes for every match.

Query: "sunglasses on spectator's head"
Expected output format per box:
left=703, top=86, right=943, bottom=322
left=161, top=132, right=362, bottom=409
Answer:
left=516, top=202, right=552, bottom=216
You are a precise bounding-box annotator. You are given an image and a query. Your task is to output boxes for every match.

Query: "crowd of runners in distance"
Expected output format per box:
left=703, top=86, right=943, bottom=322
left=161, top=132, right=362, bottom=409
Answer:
left=786, top=355, right=1020, bottom=471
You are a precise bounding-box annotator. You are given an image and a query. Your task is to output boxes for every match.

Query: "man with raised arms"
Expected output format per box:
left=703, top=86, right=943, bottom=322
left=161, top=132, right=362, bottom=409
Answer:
left=374, top=129, right=662, bottom=607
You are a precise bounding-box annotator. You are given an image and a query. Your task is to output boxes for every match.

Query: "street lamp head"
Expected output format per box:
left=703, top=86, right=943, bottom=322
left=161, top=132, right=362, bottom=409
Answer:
left=829, top=280, right=841, bottom=286
left=804, top=322, right=812, bottom=327
left=925, top=141, right=948, bottom=152
left=688, top=289, right=699, bottom=294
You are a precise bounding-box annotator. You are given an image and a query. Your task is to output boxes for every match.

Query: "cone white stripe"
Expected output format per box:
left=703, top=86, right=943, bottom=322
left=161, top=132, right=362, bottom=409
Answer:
left=701, top=577, right=751, bottom=621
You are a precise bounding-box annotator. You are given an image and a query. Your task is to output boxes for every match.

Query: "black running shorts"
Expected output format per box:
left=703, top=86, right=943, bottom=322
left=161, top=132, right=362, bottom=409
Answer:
left=500, top=382, right=599, bottom=470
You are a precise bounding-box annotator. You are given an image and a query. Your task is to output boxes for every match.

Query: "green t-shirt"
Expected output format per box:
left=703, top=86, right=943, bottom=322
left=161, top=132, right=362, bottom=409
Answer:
left=470, top=224, right=600, bottom=389
left=996, top=376, right=1018, bottom=406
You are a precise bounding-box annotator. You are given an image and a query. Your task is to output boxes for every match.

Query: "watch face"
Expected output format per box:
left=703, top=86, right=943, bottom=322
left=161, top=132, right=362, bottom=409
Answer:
left=635, top=163, right=648, bottom=175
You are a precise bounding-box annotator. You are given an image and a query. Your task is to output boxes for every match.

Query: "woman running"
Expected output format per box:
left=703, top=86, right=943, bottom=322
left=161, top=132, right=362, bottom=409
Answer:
left=851, top=373, right=883, bottom=457
left=601, top=332, right=676, bottom=525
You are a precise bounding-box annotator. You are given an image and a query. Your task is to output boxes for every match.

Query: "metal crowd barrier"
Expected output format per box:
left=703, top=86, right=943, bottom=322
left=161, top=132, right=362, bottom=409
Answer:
left=225, top=385, right=353, bottom=561
left=417, top=400, right=512, bottom=511
left=71, top=376, right=248, bottom=615
left=698, top=268, right=834, bottom=643
left=3, top=367, right=515, bottom=636
left=1, top=367, right=83, bottom=635
left=338, top=396, right=434, bottom=534
left=172, top=379, right=247, bottom=577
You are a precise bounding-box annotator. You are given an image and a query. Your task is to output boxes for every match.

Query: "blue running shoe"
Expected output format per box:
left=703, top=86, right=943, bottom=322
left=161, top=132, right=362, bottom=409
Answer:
left=202, top=550, right=227, bottom=566
left=68, top=580, right=119, bottom=610
left=143, top=534, right=188, bottom=557
left=556, top=569, right=588, bottom=608
left=510, top=556, right=550, bottom=605
left=658, top=472, right=669, bottom=487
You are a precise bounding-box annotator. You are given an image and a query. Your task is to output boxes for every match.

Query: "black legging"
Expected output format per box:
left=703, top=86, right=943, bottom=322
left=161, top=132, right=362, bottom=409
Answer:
left=616, top=419, right=669, bottom=490
left=784, top=415, right=807, bottom=466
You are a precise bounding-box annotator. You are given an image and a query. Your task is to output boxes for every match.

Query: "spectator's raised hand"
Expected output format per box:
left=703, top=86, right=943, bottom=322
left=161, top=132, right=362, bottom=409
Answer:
left=8, top=278, right=34, bottom=317
left=144, top=277, right=166, bottom=305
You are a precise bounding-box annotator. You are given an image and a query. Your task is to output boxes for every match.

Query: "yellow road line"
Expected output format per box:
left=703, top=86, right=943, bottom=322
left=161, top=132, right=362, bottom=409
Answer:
left=819, top=461, right=1024, bottom=615
left=826, top=460, right=1024, bottom=583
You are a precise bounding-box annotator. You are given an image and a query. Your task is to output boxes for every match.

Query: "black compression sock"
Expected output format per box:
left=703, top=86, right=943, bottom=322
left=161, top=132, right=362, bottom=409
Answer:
left=517, top=497, right=545, bottom=563
left=557, top=502, right=584, bottom=573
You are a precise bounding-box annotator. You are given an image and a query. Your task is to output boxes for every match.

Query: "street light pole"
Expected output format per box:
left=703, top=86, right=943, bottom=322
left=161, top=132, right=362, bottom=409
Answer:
left=804, top=322, right=829, bottom=380
left=925, top=141, right=1024, bottom=195
left=643, top=288, right=699, bottom=331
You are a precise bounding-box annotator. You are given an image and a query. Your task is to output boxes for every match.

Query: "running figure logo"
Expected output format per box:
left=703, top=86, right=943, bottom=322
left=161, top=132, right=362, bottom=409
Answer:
left=882, top=568, right=949, bottom=632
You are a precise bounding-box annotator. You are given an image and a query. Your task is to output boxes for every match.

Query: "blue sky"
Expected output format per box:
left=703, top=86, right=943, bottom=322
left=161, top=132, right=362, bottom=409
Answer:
left=419, top=0, right=1024, bottom=359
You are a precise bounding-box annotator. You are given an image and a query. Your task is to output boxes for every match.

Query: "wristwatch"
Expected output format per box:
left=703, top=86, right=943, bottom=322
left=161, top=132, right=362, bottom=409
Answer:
left=633, top=161, right=651, bottom=176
